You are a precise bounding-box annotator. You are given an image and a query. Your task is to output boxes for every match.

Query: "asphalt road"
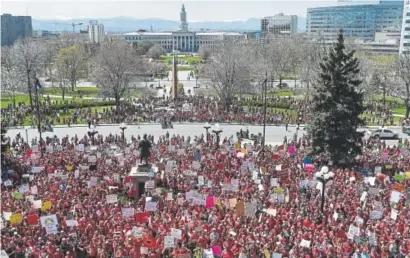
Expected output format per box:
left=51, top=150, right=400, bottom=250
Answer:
left=6, top=124, right=409, bottom=146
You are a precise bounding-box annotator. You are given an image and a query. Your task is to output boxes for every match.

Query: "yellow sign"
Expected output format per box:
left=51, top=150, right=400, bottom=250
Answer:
left=10, top=213, right=23, bottom=225
left=41, top=201, right=52, bottom=211
left=66, top=166, right=73, bottom=171
left=274, top=187, right=285, bottom=193
left=405, top=172, right=410, bottom=179
left=234, top=143, right=240, bottom=150
left=260, top=167, right=267, bottom=174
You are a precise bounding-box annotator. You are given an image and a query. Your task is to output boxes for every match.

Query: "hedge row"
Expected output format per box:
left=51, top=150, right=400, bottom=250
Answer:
left=48, top=100, right=116, bottom=109
left=242, top=101, right=292, bottom=109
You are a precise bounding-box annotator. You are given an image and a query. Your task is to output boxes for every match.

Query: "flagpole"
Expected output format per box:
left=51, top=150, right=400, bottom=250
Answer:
left=34, top=79, right=43, bottom=157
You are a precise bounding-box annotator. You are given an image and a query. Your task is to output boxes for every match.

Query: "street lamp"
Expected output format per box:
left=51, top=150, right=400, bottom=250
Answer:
left=212, top=123, right=223, bottom=148
left=261, top=76, right=268, bottom=157
left=87, top=126, right=98, bottom=145
left=120, top=123, right=127, bottom=142
left=203, top=122, right=211, bottom=142
left=314, top=166, right=335, bottom=213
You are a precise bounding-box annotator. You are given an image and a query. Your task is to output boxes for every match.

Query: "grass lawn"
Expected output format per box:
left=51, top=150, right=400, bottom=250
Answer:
left=1, top=94, right=66, bottom=109
left=160, top=55, right=201, bottom=65
left=41, top=87, right=101, bottom=97
left=371, top=95, right=404, bottom=104
left=391, top=107, right=407, bottom=116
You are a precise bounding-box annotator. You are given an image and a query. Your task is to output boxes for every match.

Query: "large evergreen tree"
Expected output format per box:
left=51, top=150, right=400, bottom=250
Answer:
left=308, top=30, right=365, bottom=162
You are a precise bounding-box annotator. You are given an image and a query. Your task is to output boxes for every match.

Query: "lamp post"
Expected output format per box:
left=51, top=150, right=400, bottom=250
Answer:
left=212, top=123, right=223, bottom=148
left=87, top=126, right=98, bottom=145
left=203, top=122, right=211, bottom=142
left=120, top=123, right=127, bottom=142
left=33, top=76, right=44, bottom=157
left=314, top=166, right=335, bottom=213
left=262, top=76, right=268, bottom=156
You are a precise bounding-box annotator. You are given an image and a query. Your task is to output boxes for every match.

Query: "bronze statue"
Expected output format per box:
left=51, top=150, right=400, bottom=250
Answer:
left=138, top=134, right=152, bottom=165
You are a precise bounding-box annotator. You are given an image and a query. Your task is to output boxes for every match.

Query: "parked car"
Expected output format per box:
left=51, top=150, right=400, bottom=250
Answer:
left=276, top=82, right=289, bottom=88
left=370, top=128, right=399, bottom=139
left=402, top=126, right=410, bottom=135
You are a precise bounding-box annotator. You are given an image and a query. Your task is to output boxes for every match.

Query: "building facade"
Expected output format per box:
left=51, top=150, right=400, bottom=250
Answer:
left=1, top=14, right=33, bottom=46
left=88, top=20, right=104, bottom=44
left=121, top=5, right=246, bottom=52
left=307, top=0, right=403, bottom=41
left=400, top=0, right=410, bottom=54
left=261, top=13, right=298, bottom=38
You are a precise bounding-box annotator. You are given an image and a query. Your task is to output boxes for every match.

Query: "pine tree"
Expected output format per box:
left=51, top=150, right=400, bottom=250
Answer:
left=308, top=30, right=365, bottom=163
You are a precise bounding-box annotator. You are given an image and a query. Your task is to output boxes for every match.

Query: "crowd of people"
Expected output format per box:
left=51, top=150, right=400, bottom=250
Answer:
left=1, top=126, right=410, bottom=257
left=1, top=96, right=407, bottom=129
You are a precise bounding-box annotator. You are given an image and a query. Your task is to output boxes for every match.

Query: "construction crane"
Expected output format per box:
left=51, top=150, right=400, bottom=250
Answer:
left=54, top=22, right=84, bottom=33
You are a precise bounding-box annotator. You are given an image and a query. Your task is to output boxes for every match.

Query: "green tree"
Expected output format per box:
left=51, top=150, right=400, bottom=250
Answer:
left=308, top=30, right=365, bottom=163
left=56, top=45, right=86, bottom=91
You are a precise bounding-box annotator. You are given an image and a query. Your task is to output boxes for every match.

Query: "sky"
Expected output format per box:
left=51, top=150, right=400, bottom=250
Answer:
left=0, top=0, right=346, bottom=21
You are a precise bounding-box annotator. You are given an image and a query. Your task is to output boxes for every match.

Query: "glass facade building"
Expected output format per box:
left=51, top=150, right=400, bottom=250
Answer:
left=307, top=0, right=403, bottom=41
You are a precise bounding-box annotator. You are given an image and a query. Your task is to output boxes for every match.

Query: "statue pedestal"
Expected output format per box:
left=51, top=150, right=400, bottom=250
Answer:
left=129, top=165, right=151, bottom=198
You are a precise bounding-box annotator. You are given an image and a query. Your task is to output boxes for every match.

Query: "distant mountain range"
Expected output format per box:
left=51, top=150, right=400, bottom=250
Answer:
left=33, top=17, right=307, bottom=33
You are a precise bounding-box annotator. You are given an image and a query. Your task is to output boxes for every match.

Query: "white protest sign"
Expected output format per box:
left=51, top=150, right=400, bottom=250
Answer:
left=390, top=209, right=398, bottom=220
left=31, top=186, right=38, bottom=195
left=145, top=202, right=157, bottom=212
left=88, top=156, right=97, bottom=163
left=121, top=208, right=135, bottom=218
left=390, top=191, right=402, bottom=203
left=270, top=178, right=279, bottom=187
left=164, top=235, right=175, bottom=248
left=370, top=210, right=383, bottom=220
left=167, top=192, right=173, bottom=201
left=245, top=202, right=257, bottom=217
left=171, top=228, right=182, bottom=239
left=77, top=144, right=84, bottom=152
left=106, top=194, right=118, bottom=204
left=31, top=167, right=41, bottom=173
left=18, top=184, right=29, bottom=194
left=40, top=214, right=58, bottom=235
left=145, top=181, right=155, bottom=189
left=33, top=200, right=42, bottom=209
left=65, top=220, right=78, bottom=227
left=231, top=179, right=239, bottom=191
left=347, top=225, right=360, bottom=240
left=198, top=176, right=205, bottom=186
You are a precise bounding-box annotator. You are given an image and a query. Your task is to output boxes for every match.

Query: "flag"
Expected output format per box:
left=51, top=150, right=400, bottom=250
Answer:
left=27, top=214, right=39, bottom=225
left=33, top=78, right=41, bottom=89
left=142, top=236, right=157, bottom=248
left=135, top=212, right=149, bottom=223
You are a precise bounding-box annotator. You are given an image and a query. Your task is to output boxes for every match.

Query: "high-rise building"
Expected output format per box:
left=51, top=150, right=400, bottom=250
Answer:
left=307, top=0, right=403, bottom=41
left=261, top=13, right=298, bottom=38
left=1, top=14, right=33, bottom=46
left=400, top=0, right=410, bottom=54
left=88, top=20, right=104, bottom=44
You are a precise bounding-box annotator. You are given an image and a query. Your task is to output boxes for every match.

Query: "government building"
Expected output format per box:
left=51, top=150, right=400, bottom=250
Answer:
left=121, top=5, right=246, bottom=52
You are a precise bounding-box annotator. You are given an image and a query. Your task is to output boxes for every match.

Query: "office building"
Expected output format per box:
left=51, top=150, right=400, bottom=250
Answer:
left=121, top=4, right=246, bottom=52
left=400, top=0, right=410, bottom=54
left=88, top=20, right=104, bottom=44
left=261, top=13, right=298, bottom=38
left=307, top=0, right=403, bottom=41
left=1, top=14, right=33, bottom=46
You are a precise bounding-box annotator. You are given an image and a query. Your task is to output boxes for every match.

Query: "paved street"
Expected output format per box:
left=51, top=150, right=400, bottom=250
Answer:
left=6, top=124, right=408, bottom=146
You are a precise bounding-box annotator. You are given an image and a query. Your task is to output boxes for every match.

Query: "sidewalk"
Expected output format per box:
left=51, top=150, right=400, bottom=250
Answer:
left=7, top=122, right=404, bottom=130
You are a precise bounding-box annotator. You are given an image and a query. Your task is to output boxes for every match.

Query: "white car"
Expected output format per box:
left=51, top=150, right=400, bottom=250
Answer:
left=370, top=129, right=399, bottom=139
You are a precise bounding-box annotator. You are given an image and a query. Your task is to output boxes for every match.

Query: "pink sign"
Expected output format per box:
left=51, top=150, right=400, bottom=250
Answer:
left=288, top=146, right=295, bottom=154
left=305, top=164, right=315, bottom=172
left=206, top=196, right=215, bottom=208
left=211, top=245, right=222, bottom=256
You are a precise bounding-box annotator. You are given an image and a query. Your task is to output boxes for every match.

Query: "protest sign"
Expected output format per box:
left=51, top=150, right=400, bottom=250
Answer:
left=145, top=201, right=157, bottom=212
left=106, top=194, right=118, bottom=204
left=164, top=236, right=175, bottom=248
left=40, top=214, right=58, bottom=235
